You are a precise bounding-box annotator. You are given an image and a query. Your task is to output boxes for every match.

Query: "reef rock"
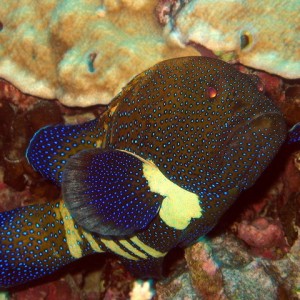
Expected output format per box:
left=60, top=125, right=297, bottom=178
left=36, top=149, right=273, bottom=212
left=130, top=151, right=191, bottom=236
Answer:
left=0, top=0, right=197, bottom=107
left=164, top=0, right=300, bottom=79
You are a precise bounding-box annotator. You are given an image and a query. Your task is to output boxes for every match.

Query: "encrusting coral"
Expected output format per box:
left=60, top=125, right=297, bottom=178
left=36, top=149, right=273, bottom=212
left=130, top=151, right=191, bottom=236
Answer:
left=0, top=0, right=198, bottom=107
left=163, top=0, right=300, bottom=79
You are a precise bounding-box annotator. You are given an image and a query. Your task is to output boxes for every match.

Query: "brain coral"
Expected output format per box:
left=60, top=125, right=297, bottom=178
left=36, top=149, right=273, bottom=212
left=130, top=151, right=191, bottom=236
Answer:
left=0, top=0, right=197, bottom=107
left=165, top=0, right=300, bottom=79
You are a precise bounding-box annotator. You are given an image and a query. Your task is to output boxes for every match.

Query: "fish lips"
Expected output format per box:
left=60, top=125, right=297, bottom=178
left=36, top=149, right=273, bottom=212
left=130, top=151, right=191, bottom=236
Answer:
left=222, top=110, right=286, bottom=191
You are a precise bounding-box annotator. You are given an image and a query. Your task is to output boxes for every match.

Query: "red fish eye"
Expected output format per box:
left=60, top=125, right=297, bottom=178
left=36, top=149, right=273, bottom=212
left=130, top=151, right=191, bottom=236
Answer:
left=207, top=86, right=217, bottom=98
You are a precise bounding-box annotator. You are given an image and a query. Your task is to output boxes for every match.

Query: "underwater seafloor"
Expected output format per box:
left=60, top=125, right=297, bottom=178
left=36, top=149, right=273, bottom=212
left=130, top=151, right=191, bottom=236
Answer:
left=0, top=0, right=300, bottom=299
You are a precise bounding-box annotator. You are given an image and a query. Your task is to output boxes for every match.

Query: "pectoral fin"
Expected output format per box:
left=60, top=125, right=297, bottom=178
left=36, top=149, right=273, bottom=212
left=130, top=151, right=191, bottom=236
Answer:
left=62, top=149, right=163, bottom=236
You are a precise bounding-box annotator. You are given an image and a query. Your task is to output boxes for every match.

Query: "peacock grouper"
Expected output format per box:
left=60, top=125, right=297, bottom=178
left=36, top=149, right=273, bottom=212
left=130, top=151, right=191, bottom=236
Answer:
left=0, top=56, right=287, bottom=288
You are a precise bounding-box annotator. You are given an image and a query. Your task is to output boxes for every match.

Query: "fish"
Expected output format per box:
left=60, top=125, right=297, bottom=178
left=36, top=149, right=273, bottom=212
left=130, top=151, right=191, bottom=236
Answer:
left=0, top=56, right=287, bottom=288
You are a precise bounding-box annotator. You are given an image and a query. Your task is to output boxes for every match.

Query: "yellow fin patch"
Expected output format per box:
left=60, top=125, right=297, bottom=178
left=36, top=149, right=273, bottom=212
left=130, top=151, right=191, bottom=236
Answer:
left=143, top=161, right=202, bottom=230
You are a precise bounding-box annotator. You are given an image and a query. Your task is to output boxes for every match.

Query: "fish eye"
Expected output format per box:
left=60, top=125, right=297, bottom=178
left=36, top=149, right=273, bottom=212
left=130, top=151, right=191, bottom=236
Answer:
left=240, top=31, right=252, bottom=50
left=207, top=86, right=217, bottom=99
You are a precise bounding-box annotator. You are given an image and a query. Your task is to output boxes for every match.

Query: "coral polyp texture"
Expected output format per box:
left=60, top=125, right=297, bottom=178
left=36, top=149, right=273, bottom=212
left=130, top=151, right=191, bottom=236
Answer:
left=165, top=0, right=300, bottom=79
left=0, top=0, right=197, bottom=107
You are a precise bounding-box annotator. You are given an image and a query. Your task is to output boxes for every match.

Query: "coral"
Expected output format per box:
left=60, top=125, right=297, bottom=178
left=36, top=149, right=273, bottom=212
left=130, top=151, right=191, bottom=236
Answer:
left=129, top=280, right=155, bottom=300
left=232, top=147, right=300, bottom=255
left=1, top=80, right=299, bottom=298
left=155, top=128, right=300, bottom=299
left=155, top=0, right=186, bottom=25
left=0, top=291, right=9, bottom=300
left=163, top=0, right=300, bottom=79
left=222, top=260, right=278, bottom=300
left=184, top=240, right=225, bottom=299
left=0, top=79, right=108, bottom=202
left=101, top=259, right=134, bottom=299
left=0, top=0, right=197, bottom=107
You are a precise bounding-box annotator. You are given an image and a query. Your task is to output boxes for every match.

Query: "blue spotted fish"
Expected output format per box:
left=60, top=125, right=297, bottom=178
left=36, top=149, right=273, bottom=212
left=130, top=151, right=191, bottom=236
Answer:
left=0, top=57, right=287, bottom=288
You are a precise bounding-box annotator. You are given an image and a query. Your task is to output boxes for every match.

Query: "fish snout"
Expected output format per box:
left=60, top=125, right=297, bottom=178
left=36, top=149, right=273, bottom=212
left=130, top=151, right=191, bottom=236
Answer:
left=229, top=111, right=286, bottom=190
left=210, top=109, right=287, bottom=198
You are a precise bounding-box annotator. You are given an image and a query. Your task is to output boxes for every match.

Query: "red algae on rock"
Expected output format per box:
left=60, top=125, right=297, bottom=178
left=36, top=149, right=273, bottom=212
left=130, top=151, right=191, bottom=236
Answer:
left=237, top=217, right=289, bottom=259
left=281, top=84, right=300, bottom=126
left=0, top=94, right=63, bottom=193
left=10, top=279, right=80, bottom=300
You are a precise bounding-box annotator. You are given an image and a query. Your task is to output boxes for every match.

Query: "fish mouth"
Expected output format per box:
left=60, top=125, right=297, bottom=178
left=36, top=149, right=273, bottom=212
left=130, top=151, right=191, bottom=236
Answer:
left=224, top=111, right=284, bottom=146
left=224, top=111, right=286, bottom=145
left=218, top=111, right=286, bottom=192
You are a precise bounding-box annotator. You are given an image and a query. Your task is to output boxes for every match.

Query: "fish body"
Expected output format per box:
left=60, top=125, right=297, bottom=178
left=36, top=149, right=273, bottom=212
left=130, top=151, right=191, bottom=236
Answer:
left=0, top=57, right=287, bottom=288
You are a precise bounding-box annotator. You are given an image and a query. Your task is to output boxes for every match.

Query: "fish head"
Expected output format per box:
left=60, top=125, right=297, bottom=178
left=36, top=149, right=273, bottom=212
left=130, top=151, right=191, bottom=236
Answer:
left=110, top=57, right=286, bottom=196
left=106, top=57, right=286, bottom=237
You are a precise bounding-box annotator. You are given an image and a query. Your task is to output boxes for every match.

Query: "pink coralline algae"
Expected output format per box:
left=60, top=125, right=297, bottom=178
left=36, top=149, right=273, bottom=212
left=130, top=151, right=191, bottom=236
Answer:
left=237, top=217, right=289, bottom=259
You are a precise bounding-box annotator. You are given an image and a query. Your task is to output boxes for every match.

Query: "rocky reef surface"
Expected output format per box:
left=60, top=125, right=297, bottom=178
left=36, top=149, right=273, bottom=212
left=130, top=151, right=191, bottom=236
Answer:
left=161, top=0, right=300, bottom=79
left=0, top=0, right=198, bottom=107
